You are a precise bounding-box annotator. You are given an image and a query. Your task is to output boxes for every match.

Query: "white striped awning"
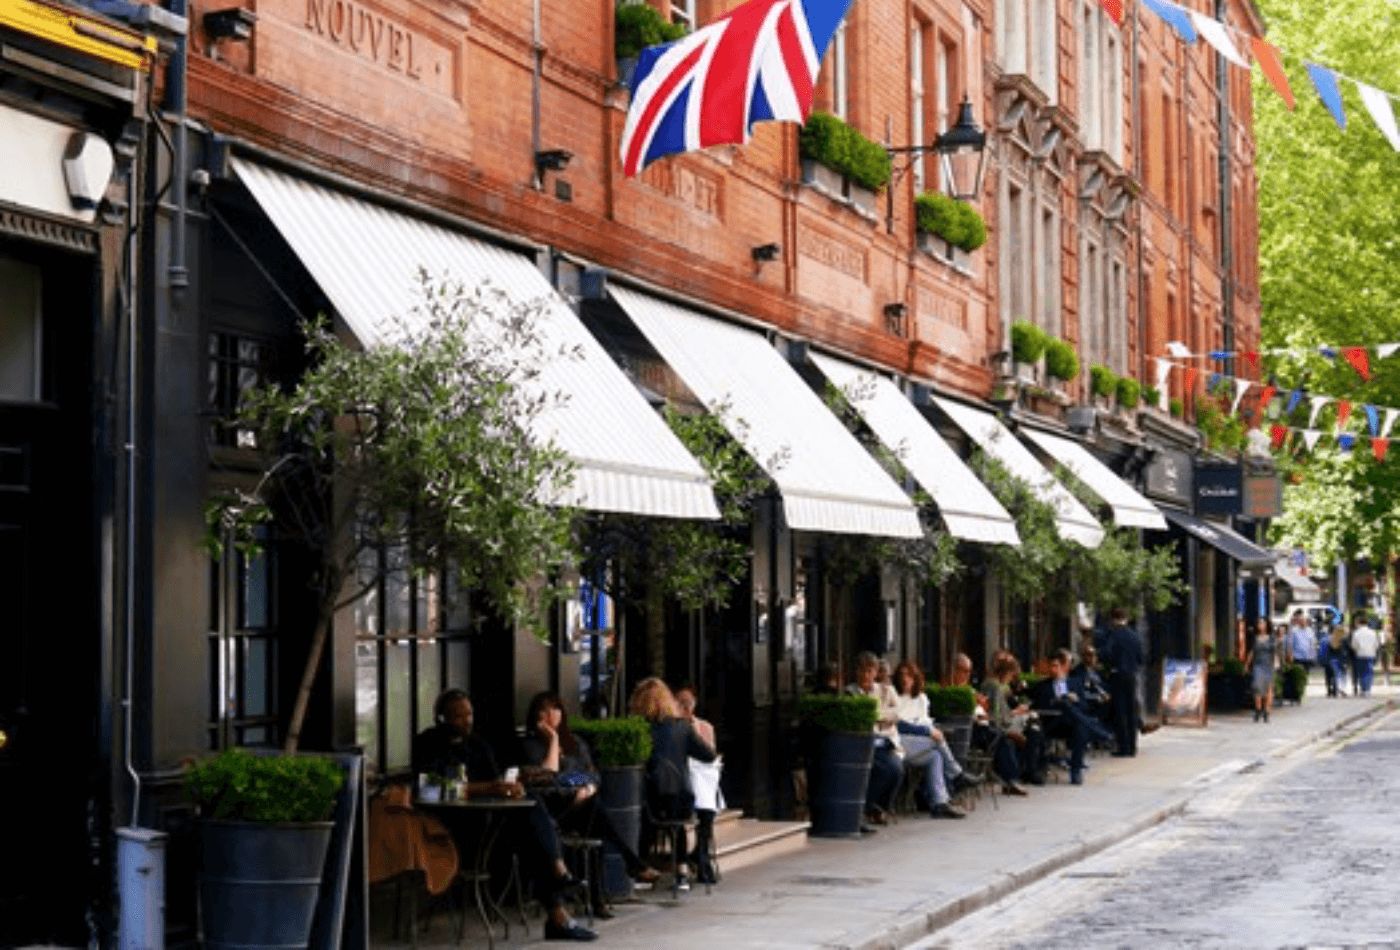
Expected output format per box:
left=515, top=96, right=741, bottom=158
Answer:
left=1020, top=429, right=1168, bottom=531
left=933, top=397, right=1104, bottom=548
left=609, top=286, right=924, bottom=539
left=233, top=159, right=718, bottom=520
left=809, top=353, right=1019, bottom=545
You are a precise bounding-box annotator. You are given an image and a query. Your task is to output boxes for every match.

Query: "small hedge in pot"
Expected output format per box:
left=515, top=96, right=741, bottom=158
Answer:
left=797, top=693, right=878, bottom=733
left=1116, top=377, right=1142, bottom=410
left=914, top=192, right=988, bottom=252
left=925, top=684, right=978, bottom=719
left=187, top=748, right=344, bottom=823
left=615, top=2, right=687, bottom=60
left=1090, top=364, right=1119, bottom=400
left=571, top=716, right=654, bottom=767
left=799, top=111, right=892, bottom=192
left=1011, top=320, right=1048, bottom=366
left=1044, top=338, right=1080, bottom=382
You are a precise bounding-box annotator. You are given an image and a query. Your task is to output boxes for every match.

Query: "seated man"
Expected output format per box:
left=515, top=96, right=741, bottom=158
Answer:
left=1027, top=649, right=1094, bottom=785
left=413, top=689, right=596, bottom=942
left=845, top=652, right=910, bottom=825
left=1067, top=643, right=1115, bottom=745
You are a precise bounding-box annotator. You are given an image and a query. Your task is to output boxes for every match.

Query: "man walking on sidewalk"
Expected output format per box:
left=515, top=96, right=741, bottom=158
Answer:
left=1350, top=613, right=1380, bottom=698
left=1100, top=608, right=1144, bottom=757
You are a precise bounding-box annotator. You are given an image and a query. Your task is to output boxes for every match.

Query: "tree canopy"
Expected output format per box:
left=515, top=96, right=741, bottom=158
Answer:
left=1255, top=0, right=1400, bottom=566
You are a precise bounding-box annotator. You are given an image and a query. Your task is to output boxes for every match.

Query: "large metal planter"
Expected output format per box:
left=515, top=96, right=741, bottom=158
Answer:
left=199, top=819, right=334, bottom=950
left=598, top=764, right=643, bottom=899
left=804, top=730, right=874, bottom=838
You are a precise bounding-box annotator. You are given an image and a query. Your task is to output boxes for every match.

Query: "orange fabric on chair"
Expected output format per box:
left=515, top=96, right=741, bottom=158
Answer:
left=368, top=785, right=460, bottom=896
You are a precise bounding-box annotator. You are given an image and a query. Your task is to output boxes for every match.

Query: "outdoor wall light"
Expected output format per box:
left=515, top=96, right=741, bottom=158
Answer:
left=535, top=149, right=572, bottom=176
left=203, top=7, right=257, bottom=41
left=751, top=242, right=781, bottom=263
left=933, top=96, right=988, bottom=202
left=883, top=302, right=908, bottom=337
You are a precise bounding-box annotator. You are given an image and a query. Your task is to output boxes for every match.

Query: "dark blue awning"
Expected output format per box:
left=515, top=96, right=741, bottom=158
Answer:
left=1161, top=508, right=1274, bottom=568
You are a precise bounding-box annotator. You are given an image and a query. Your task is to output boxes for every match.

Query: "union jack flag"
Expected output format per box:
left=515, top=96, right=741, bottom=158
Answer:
left=620, top=0, right=853, bottom=177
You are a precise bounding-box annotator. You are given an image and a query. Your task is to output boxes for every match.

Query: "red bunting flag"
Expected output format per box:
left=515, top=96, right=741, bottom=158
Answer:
left=1242, top=350, right=1260, bottom=371
left=1255, top=384, right=1277, bottom=426
left=1270, top=424, right=1289, bottom=450
left=1098, top=0, right=1124, bottom=25
left=1342, top=347, right=1371, bottom=381
left=1251, top=38, right=1296, bottom=109
left=1183, top=366, right=1198, bottom=396
left=1337, top=400, right=1353, bottom=429
left=1373, top=437, right=1389, bottom=463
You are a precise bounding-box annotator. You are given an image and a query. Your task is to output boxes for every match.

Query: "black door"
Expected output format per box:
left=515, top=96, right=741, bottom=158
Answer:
left=0, top=248, right=99, bottom=946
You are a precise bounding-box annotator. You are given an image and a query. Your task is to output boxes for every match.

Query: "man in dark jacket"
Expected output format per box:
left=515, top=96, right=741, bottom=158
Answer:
left=1028, top=649, right=1091, bottom=785
left=1098, top=608, right=1145, bottom=757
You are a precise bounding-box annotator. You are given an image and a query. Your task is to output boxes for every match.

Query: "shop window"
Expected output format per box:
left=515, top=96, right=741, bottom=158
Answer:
left=207, top=331, right=272, bottom=449
left=207, top=525, right=280, bottom=749
left=0, top=257, right=42, bottom=402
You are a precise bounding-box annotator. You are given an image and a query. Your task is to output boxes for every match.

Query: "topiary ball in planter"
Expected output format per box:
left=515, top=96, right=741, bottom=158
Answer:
left=1116, top=377, right=1141, bottom=411
left=1044, top=338, right=1080, bottom=382
left=1090, top=364, right=1119, bottom=401
left=1011, top=320, right=1048, bottom=366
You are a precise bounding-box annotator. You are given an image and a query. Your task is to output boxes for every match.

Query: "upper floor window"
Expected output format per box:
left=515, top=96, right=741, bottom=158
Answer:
left=832, top=21, right=849, bottom=120
left=669, top=0, right=695, bottom=30
left=998, top=0, right=1056, bottom=102
left=1079, top=1, right=1123, bottom=162
left=208, top=331, right=272, bottom=449
left=911, top=22, right=927, bottom=191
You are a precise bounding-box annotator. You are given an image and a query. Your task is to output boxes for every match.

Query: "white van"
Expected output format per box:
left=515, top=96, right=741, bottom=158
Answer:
left=1271, top=602, right=1341, bottom=631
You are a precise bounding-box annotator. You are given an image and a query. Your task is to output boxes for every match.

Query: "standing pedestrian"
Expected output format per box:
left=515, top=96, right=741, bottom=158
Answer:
left=1099, top=608, right=1144, bottom=756
left=1328, top=623, right=1350, bottom=697
left=1287, top=610, right=1317, bottom=687
left=1350, top=612, right=1380, bottom=698
left=1244, top=618, right=1278, bottom=722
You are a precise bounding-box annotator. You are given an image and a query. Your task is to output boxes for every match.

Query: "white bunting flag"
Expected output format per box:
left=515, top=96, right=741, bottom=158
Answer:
left=1358, top=83, right=1400, bottom=152
left=1191, top=12, right=1249, bottom=67
left=1378, top=342, right=1400, bottom=360
left=1384, top=409, right=1399, bottom=439
left=1154, top=359, right=1174, bottom=409
left=1302, top=429, right=1323, bottom=452
left=1166, top=340, right=1192, bottom=358
left=1308, top=396, right=1332, bottom=429
left=1231, top=378, right=1252, bottom=415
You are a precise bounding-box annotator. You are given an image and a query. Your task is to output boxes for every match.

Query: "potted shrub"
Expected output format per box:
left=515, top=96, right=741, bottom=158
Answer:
left=1116, top=377, right=1141, bottom=413
left=186, top=749, right=345, bottom=950
left=914, top=191, right=988, bottom=259
left=1089, top=364, right=1119, bottom=408
left=1169, top=396, right=1185, bottom=418
left=1207, top=657, right=1251, bottom=711
left=797, top=693, right=877, bottom=838
left=1143, top=385, right=1162, bottom=411
left=1274, top=663, right=1308, bottom=704
left=614, top=2, right=686, bottom=86
left=571, top=717, right=652, bottom=897
left=1044, top=338, right=1080, bottom=385
left=1010, top=320, right=1047, bottom=384
left=925, top=685, right=978, bottom=761
left=799, top=111, right=892, bottom=215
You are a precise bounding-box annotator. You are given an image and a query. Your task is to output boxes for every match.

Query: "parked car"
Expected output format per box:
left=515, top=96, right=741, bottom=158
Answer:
left=1271, top=602, right=1342, bottom=631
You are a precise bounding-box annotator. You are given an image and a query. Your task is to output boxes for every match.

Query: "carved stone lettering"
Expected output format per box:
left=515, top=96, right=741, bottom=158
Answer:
left=640, top=162, right=724, bottom=219
left=305, top=0, right=424, bottom=80
left=798, top=231, right=865, bottom=280
left=917, top=285, right=967, bottom=330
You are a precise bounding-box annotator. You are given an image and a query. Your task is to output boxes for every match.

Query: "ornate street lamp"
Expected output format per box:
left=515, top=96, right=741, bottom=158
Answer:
left=934, top=96, right=988, bottom=202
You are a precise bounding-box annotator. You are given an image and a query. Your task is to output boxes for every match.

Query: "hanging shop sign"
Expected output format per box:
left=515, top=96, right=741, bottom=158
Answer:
left=1144, top=447, right=1193, bottom=506
left=1243, top=472, right=1282, bottom=519
left=1195, top=461, right=1242, bottom=515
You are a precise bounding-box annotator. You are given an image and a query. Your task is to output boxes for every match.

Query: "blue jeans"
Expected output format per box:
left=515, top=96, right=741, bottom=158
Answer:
left=1356, top=657, right=1375, bottom=695
left=1329, top=655, right=1349, bottom=693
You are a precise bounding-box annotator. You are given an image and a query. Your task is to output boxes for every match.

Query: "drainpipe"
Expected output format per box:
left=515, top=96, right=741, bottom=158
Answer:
left=1215, top=0, right=1233, bottom=377
left=531, top=0, right=543, bottom=188
left=1131, top=0, right=1145, bottom=382
left=164, top=0, right=189, bottom=292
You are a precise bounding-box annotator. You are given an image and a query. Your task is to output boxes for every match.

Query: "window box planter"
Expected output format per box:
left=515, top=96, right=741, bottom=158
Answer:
left=798, top=112, right=890, bottom=220
left=917, top=229, right=954, bottom=261
left=616, top=55, right=638, bottom=88
left=801, top=157, right=846, bottom=199
left=847, top=181, right=879, bottom=219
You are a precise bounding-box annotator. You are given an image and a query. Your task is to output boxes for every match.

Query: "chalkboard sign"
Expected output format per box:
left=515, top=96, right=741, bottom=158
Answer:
left=1160, top=659, right=1208, bottom=727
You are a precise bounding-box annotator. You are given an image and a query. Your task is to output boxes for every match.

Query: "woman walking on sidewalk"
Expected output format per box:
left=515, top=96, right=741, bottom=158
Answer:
left=1244, top=619, right=1278, bottom=722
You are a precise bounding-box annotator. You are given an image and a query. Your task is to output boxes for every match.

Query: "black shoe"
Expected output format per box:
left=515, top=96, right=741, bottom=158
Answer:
left=929, top=803, right=966, bottom=819
left=1026, top=773, right=1046, bottom=786
left=545, top=918, right=598, bottom=942
left=696, top=860, right=719, bottom=885
left=858, top=822, right=878, bottom=834
left=1070, top=770, right=1084, bottom=785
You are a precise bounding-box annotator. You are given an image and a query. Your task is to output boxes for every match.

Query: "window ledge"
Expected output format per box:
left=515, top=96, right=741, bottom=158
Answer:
left=916, top=231, right=977, bottom=277
left=799, top=158, right=881, bottom=226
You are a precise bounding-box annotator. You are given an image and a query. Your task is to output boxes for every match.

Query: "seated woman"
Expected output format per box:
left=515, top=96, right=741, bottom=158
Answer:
left=844, top=652, right=905, bottom=826
left=890, top=660, right=969, bottom=819
left=675, top=684, right=723, bottom=883
left=629, top=677, right=717, bottom=887
left=520, top=692, right=661, bottom=912
left=980, top=654, right=1037, bottom=794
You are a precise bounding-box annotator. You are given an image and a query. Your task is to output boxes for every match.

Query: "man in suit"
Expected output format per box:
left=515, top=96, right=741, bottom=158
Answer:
left=1028, top=649, right=1090, bottom=785
left=1067, top=642, right=1115, bottom=745
left=1098, top=608, right=1145, bottom=757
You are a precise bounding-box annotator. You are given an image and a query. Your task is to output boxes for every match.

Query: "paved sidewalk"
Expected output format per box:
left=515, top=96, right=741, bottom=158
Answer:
left=427, top=679, right=1395, bottom=949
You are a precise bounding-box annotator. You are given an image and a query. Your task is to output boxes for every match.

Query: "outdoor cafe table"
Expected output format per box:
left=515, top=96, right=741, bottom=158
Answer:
left=416, top=796, right=537, bottom=945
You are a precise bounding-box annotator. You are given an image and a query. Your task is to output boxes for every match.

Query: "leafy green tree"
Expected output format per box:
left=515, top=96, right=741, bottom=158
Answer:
left=1256, top=0, right=1400, bottom=580
left=207, top=276, right=579, bottom=751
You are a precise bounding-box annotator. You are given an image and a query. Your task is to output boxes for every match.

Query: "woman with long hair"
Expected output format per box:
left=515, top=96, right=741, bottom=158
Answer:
left=629, top=677, right=718, bottom=886
left=890, top=660, right=970, bottom=818
left=520, top=691, right=659, bottom=913
left=982, top=654, right=1039, bottom=791
left=1244, top=619, right=1278, bottom=722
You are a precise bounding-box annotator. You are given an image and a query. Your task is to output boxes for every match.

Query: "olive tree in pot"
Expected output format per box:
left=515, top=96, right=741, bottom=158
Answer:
left=571, top=717, right=653, bottom=899
left=925, top=685, right=979, bottom=761
left=798, top=694, right=877, bottom=838
left=187, top=749, right=345, bottom=950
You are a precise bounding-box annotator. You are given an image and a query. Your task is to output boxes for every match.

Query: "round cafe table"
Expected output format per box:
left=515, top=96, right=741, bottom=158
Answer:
left=416, top=796, right=537, bottom=946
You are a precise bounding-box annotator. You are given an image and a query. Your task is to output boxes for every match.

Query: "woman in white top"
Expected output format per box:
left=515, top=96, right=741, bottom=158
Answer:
left=892, top=660, right=968, bottom=819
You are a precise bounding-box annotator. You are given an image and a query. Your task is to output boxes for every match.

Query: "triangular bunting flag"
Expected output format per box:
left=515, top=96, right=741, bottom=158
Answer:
left=1319, top=345, right=1338, bottom=359
left=1308, top=395, right=1332, bottom=428
left=1143, top=0, right=1198, bottom=43
left=1184, top=366, right=1198, bottom=395
left=1365, top=404, right=1380, bottom=437
left=1191, top=11, right=1249, bottom=67
left=1374, top=437, right=1390, bottom=463
left=1208, top=350, right=1231, bottom=361
left=1098, top=0, right=1124, bottom=26
left=1256, top=384, right=1277, bottom=425
left=1358, top=83, right=1400, bottom=152
left=1337, top=400, right=1353, bottom=430
left=1166, top=340, right=1192, bottom=358
left=1242, top=350, right=1260, bottom=370
left=1207, top=372, right=1222, bottom=394
left=1384, top=409, right=1399, bottom=439
left=1342, top=346, right=1371, bottom=381
left=1250, top=38, right=1295, bottom=109
left=1270, top=424, right=1289, bottom=450
left=1378, top=343, right=1400, bottom=360
left=1306, top=63, right=1347, bottom=130
left=1303, top=429, right=1323, bottom=452
left=1154, top=359, right=1174, bottom=410
left=1231, top=378, right=1252, bottom=416
left=1338, top=433, right=1356, bottom=453
left=1285, top=387, right=1304, bottom=416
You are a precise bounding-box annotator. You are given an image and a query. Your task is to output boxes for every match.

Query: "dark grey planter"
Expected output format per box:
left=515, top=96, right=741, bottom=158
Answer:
left=199, top=819, right=334, bottom=950
left=616, top=55, right=638, bottom=89
left=938, top=715, right=974, bottom=765
left=805, top=730, right=874, bottom=838
left=598, top=764, right=643, bottom=899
